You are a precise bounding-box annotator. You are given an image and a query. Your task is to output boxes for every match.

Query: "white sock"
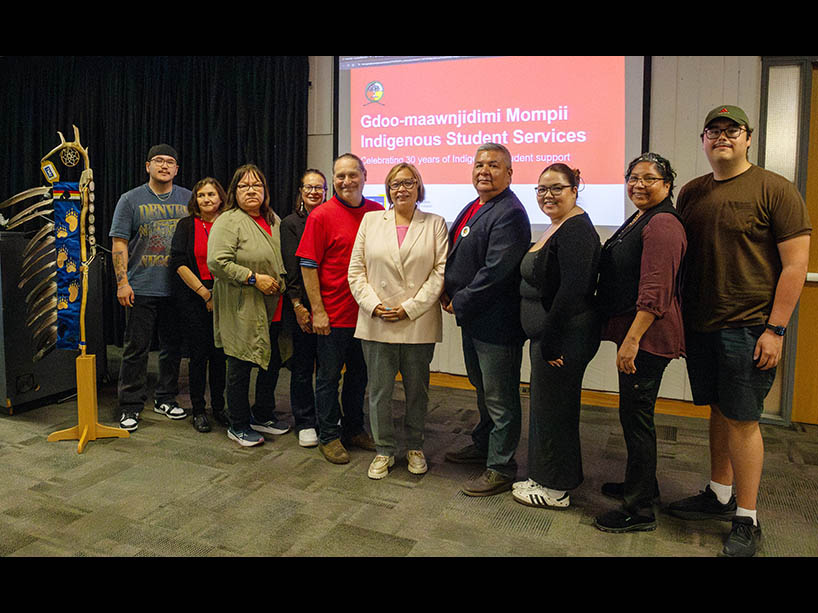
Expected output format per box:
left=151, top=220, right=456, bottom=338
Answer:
left=736, top=507, right=758, bottom=526
left=710, top=480, right=733, bottom=505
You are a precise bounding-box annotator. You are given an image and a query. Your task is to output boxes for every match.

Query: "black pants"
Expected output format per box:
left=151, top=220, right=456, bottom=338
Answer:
left=528, top=309, right=600, bottom=491
left=225, top=322, right=281, bottom=431
left=118, top=295, right=182, bottom=412
left=180, top=295, right=226, bottom=415
left=617, top=350, right=670, bottom=515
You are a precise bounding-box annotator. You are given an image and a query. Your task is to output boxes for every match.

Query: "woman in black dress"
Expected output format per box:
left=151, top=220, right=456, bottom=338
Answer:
left=513, top=163, right=601, bottom=509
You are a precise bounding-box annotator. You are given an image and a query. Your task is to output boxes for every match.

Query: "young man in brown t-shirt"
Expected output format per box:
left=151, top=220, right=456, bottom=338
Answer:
left=669, top=105, right=811, bottom=556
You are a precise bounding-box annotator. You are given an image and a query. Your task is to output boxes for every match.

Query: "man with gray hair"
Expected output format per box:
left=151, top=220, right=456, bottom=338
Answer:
left=442, top=143, right=531, bottom=496
left=296, top=153, right=382, bottom=464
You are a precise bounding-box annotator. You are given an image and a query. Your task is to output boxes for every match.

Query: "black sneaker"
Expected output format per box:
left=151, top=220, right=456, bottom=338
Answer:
left=666, top=485, right=736, bottom=521
left=154, top=399, right=188, bottom=420
left=722, top=516, right=762, bottom=557
left=594, top=509, right=657, bottom=533
left=192, top=413, right=211, bottom=433
left=119, top=411, right=139, bottom=432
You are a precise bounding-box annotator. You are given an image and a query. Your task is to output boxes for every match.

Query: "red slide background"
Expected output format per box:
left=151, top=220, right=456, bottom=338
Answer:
left=350, top=56, right=625, bottom=185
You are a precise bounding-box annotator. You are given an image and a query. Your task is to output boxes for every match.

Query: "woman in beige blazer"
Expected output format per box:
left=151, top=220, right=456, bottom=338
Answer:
left=348, top=163, right=449, bottom=479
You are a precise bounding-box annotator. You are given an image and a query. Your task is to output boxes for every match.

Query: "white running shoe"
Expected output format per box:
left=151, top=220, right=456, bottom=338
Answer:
left=512, top=478, right=540, bottom=491
left=512, top=484, right=570, bottom=508
left=298, top=428, right=319, bottom=448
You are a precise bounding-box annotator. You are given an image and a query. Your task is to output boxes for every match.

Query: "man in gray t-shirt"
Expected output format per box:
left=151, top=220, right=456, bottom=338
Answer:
left=109, top=144, right=192, bottom=432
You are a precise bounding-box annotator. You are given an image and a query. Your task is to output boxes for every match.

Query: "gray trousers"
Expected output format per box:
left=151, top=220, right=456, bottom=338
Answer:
left=361, top=340, right=435, bottom=456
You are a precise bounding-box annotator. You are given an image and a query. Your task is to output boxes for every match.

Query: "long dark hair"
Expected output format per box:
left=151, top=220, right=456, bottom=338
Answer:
left=225, top=163, right=274, bottom=225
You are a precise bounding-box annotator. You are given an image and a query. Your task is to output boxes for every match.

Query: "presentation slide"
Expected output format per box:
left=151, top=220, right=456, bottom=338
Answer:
left=337, top=56, right=646, bottom=236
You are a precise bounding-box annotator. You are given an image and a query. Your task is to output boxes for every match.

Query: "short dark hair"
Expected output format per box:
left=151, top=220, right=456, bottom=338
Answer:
left=625, top=152, right=677, bottom=197
left=295, top=168, right=328, bottom=216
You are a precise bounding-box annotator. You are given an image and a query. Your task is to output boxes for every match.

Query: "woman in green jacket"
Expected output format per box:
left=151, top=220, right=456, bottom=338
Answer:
left=207, top=164, right=287, bottom=447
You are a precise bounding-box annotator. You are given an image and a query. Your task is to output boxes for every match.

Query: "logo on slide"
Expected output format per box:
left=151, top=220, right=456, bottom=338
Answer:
left=364, top=81, right=384, bottom=105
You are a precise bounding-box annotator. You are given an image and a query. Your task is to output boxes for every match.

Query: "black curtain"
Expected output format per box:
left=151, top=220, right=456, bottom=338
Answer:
left=0, top=55, right=310, bottom=346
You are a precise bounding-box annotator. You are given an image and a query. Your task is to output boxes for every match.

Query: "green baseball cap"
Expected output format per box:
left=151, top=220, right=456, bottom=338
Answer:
left=703, top=105, right=752, bottom=130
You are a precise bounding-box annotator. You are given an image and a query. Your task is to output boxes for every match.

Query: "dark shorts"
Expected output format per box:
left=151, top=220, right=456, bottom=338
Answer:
left=685, top=325, right=776, bottom=422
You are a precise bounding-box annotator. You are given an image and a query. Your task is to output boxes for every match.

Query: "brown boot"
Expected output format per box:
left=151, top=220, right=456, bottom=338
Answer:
left=343, top=430, right=376, bottom=451
left=461, top=469, right=514, bottom=497
left=319, top=438, right=350, bottom=464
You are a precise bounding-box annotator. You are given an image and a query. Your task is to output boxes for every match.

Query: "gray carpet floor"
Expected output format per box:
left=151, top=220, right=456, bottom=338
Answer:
left=2, top=348, right=817, bottom=558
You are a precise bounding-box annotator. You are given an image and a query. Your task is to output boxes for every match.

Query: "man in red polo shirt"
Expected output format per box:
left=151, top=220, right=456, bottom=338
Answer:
left=296, top=153, right=383, bottom=463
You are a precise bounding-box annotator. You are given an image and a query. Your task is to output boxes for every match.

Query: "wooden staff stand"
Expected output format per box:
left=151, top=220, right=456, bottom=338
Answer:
left=45, top=127, right=129, bottom=452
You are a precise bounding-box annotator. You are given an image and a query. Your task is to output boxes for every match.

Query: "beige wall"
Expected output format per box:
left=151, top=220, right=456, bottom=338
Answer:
left=306, top=57, right=335, bottom=180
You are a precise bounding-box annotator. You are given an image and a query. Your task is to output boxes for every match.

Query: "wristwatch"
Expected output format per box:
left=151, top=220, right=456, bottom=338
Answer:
left=247, top=273, right=256, bottom=286
left=765, top=323, right=786, bottom=336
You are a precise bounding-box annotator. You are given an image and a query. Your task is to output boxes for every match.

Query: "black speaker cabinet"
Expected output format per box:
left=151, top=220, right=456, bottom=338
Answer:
left=0, top=231, right=106, bottom=414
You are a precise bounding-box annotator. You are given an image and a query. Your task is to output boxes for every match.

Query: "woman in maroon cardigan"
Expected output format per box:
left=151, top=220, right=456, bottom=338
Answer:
left=593, top=153, right=687, bottom=533
left=170, top=177, right=229, bottom=433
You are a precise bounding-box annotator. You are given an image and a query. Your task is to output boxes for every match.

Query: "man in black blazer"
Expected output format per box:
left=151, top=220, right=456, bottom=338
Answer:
left=442, top=142, right=531, bottom=496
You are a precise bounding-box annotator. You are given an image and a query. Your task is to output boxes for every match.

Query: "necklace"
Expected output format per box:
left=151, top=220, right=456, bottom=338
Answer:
left=147, top=185, right=172, bottom=202
left=623, top=210, right=644, bottom=232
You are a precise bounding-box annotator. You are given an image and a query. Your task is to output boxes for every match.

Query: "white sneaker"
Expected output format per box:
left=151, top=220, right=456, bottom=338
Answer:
left=298, top=428, right=319, bottom=448
left=407, top=450, right=428, bottom=475
left=512, top=478, right=540, bottom=491
left=367, top=454, right=395, bottom=480
left=512, top=484, right=570, bottom=508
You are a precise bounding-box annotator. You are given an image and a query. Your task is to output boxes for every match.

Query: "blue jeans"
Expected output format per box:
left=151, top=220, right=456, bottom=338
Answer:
left=315, top=327, right=368, bottom=445
left=118, top=295, right=182, bottom=412
left=685, top=325, right=776, bottom=421
left=461, top=331, right=524, bottom=478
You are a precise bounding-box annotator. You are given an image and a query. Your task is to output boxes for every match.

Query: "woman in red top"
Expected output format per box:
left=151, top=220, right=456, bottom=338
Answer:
left=170, top=178, right=229, bottom=433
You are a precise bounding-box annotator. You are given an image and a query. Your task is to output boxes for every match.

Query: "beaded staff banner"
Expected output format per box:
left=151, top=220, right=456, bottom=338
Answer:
left=52, top=181, right=82, bottom=349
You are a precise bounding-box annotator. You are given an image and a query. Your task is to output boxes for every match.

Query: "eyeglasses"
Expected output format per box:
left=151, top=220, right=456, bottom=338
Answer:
left=535, top=185, right=571, bottom=197
left=150, top=157, right=177, bottom=168
left=301, top=185, right=326, bottom=193
left=703, top=126, right=746, bottom=140
left=237, top=183, right=264, bottom=192
left=626, top=176, right=664, bottom=187
left=388, top=179, right=417, bottom=190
